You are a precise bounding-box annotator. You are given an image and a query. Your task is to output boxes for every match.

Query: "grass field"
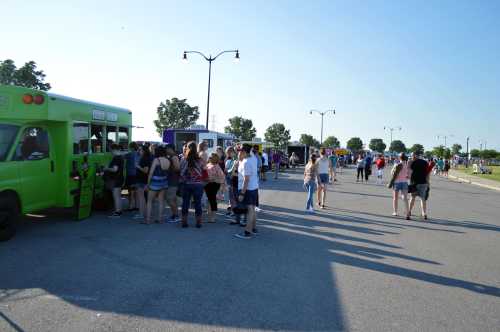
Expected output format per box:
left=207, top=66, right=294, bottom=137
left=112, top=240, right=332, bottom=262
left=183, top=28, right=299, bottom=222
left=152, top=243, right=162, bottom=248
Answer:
left=455, top=165, right=500, bottom=182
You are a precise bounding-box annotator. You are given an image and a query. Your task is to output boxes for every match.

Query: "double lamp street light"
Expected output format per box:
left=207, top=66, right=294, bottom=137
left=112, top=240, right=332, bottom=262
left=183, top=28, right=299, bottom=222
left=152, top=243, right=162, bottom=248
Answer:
left=183, top=49, right=240, bottom=130
left=310, top=109, right=336, bottom=145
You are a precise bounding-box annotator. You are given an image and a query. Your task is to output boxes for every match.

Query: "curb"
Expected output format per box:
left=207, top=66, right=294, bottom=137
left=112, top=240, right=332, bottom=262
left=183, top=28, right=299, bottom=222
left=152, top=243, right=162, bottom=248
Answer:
left=447, top=174, right=500, bottom=192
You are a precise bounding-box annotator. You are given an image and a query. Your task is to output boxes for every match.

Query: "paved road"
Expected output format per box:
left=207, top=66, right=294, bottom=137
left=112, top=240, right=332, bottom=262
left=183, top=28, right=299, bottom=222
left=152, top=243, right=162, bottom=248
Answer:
left=1, top=166, right=499, bottom=331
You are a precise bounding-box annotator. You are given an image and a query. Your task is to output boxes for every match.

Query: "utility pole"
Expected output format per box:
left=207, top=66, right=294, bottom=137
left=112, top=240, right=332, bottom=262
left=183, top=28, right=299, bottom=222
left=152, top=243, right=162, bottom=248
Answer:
left=384, top=126, right=401, bottom=153
left=310, top=109, right=336, bottom=145
left=466, top=136, right=470, bottom=168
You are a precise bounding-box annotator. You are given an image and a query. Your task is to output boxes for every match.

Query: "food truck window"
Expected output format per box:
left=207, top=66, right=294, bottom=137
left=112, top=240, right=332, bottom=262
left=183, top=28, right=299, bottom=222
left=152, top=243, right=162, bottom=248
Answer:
left=106, top=126, right=117, bottom=152
left=91, top=124, right=104, bottom=153
left=118, top=127, right=129, bottom=150
left=73, top=123, right=89, bottom=154
left=15, top=127, right=50, bottom=161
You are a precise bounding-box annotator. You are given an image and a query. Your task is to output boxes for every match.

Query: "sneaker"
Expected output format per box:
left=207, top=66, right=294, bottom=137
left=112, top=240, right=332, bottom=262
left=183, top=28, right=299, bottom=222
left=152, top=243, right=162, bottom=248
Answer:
left=108, top=211, right=122, bottom=218
left=308, top=207, right=315, bottom=214
left=251, top=228, right=258, bottom=235
left=255, top=207, right=262, bottom=212
left=133, top=214, right=144, bottom=220
left=392, top=212, right=398, bottom=216
left=234, top=231, right=253, bottom=239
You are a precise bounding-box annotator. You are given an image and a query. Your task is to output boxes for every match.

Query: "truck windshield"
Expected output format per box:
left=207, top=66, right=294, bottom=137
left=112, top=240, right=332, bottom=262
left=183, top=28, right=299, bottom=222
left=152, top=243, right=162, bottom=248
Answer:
left=0, top=124, right=19, bottom=161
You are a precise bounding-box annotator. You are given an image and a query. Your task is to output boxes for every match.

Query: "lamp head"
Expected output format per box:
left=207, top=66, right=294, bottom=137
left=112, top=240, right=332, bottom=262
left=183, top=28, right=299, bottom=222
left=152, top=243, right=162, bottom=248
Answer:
left=234, top=50, right=240, bottom=63
left=182, top=52, right=188, bottom=62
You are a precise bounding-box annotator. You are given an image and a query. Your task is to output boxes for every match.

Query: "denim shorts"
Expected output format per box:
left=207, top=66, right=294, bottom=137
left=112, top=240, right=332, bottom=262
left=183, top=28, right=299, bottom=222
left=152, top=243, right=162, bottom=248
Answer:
left=319, top=173, right=329, bottom=184
left=394, top=182, right=408, bottom=192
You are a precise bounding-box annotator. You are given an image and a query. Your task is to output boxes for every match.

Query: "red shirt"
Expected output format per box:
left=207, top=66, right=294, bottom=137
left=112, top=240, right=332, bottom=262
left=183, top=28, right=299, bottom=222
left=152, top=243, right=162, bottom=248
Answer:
left=375, top=158, right=385, bottom=169
left=427, top=161, right=435, bottom=175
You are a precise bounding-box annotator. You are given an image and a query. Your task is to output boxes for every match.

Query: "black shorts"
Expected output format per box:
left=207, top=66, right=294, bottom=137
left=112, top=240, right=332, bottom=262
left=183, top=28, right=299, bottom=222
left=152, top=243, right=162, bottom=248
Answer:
left=262, top=166, right=269, bottom=172
left=239, top=189, right=258, bottom=206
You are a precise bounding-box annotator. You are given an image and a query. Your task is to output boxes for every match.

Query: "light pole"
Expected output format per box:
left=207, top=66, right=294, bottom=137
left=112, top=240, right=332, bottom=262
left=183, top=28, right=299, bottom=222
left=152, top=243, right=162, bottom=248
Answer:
left=183, top=49, right=240, bottom=129
left=437, top=134, right=453, bottom=148
left=310, top=109, right=335, bottom=145
left=466, top=136, right=470, bottom=168
left=384, top=126, right=401, bottom=153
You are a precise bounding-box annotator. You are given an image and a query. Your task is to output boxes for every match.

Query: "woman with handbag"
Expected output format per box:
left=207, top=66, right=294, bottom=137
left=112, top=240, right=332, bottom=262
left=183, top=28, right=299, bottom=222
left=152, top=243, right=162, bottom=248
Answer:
left=388, top=153, right=410, bottom=220
left=180, top=141, right=208, bottom=228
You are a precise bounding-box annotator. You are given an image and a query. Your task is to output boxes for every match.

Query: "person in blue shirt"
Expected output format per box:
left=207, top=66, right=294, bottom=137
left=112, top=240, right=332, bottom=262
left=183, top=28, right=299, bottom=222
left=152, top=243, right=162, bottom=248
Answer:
left=328, top=152, right=338, bottom=182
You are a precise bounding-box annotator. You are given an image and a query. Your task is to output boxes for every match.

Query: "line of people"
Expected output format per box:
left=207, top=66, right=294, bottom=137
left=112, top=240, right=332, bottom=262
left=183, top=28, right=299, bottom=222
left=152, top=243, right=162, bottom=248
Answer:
left=103, top=142, right=266, bottom=239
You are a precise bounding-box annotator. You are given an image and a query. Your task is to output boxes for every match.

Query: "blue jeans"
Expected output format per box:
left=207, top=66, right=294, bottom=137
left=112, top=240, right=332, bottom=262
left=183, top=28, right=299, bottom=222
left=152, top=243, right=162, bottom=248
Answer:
left=305, top=181, right=317, bottom=209
left=181, top=183, right=204, bottom=217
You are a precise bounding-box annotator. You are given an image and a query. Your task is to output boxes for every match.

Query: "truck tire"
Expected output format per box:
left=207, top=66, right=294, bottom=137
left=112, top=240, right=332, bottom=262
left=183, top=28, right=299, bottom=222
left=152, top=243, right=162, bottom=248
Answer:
left=0, top=196, right=19, bottom=242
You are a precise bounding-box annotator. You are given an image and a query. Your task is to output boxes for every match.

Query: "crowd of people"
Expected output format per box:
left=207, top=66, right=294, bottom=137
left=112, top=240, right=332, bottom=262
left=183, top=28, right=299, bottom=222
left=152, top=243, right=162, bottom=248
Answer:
left=303, top=149, right=435, bottom=220
left=102, top=141, right=284, bottom=239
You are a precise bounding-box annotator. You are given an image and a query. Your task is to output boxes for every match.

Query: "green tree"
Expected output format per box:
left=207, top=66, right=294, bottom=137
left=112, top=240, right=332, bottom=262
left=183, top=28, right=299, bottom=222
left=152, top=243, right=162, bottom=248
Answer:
left=323, top=136, right=340, bottom=148
left=432, top=145, right=446, bottom=158
left=0, top=59, right=51, bottom=90
left=390, top=140, right=406, bottom=153
left=470, top=149, right=480, bottom=158
left=451, top=144, right=462, bottom=156
left=368, top=138, right=386, bottom=152
left=224, top=116, right=257, bottom=141
left=346, top=137, right=363, bottom=152
left=409, top=144, right=425, bottom=155
left=424, top=151, right=433, bottom=160
left=299, top=134, right=320, bottom=147
left=153, top=98, right=199, bottom=136
left=264, top=123, right=291, bottom=149
left=443, top=148, right=452, bottom=159
left=479, top=149, right=498, bottom=160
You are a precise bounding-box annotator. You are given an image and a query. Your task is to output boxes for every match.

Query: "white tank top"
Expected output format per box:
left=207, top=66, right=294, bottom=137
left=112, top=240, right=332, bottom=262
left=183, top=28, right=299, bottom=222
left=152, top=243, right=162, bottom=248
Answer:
left=318, top=157, right=330, bottom=174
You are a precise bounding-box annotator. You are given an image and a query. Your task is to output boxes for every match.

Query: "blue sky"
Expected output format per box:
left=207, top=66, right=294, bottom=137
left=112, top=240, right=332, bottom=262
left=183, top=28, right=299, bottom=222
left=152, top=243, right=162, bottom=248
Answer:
left=3, top=0, right=499, bottom=150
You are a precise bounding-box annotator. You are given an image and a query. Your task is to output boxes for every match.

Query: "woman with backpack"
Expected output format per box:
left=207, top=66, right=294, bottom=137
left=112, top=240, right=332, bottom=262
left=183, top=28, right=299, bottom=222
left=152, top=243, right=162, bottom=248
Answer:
left=180, top=141, right=207, bottom=228
left=145, top=146, right=170, bottom=224
left=388, top=153, right=410, bottom=220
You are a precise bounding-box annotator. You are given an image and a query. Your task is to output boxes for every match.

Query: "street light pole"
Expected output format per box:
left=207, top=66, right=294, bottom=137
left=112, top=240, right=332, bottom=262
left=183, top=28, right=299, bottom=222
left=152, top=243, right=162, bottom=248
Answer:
left=437, top=134, right=453, bottom=148
left=384, top=126, right=401, bottom=153
left=183, top=49, right=240, bottom=130
left=310, top=109, right=336, bottom=145
left=466, top=136, right=470, bottom=168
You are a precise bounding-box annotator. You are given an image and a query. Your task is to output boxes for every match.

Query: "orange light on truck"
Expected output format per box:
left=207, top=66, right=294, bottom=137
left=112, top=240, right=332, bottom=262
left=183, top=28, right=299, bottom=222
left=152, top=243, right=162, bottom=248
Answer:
left=22, top=94, right=34, bottom=104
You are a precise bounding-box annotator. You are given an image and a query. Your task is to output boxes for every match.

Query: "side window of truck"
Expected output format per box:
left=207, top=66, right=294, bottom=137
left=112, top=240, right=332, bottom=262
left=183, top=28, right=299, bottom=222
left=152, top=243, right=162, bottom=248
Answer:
left=118, top=127, right=129, bottom=151
left=15, top=127, right=50, bottom=161
left=91, top=124, right=104, bottom=153
left=73, top=123, right=89, bottom=154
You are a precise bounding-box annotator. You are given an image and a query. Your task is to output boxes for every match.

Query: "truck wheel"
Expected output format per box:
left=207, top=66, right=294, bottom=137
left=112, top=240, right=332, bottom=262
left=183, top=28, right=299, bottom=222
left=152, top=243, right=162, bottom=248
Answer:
left=0, top=197, right=19, bottom=242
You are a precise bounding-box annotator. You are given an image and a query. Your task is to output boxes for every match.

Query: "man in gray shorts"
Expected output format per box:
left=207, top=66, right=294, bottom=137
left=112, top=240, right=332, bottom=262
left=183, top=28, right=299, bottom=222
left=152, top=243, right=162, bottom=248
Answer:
left=409, top=152, right=430, bottom=220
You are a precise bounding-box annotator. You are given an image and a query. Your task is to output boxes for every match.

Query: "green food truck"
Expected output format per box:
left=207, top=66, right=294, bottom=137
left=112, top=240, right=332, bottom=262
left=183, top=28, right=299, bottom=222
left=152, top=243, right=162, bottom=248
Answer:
left=0, top=85, right=132, bottom=241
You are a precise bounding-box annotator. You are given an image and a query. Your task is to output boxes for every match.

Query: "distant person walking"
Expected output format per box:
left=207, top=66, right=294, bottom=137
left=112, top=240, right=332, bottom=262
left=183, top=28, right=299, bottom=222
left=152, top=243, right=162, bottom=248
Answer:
left=388, top=153, right=410, bottom=219
left=356, top=154, right=365, bottom=182
left=409, top=152, right=430, bottom=220
left=375, top=154, right=386, bottom=185
left=261, top=150, right=269, bottom=181
left=317, top=148, right=331, bottom=209
left=304, top=154, right=319, bottom=213
left=272, top=151, right=281, bottom=179
left=329, top=152, right=338, bottom=182
left=443, top=159, right=450, bottom=177
left=105, top=144, right=125, bottom=218
left=364, top=152, right=373, bottom=182
left=290, top=152, right=298, bottom=169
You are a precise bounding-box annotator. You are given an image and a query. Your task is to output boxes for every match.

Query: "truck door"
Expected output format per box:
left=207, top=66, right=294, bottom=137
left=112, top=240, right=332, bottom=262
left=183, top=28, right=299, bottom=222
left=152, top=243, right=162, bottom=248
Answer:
left=14, top=126, right=57, bottom=212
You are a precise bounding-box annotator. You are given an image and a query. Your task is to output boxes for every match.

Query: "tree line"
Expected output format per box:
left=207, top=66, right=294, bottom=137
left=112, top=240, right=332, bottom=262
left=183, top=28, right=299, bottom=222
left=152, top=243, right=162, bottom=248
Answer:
left=4, top=59, right=497, bottom=159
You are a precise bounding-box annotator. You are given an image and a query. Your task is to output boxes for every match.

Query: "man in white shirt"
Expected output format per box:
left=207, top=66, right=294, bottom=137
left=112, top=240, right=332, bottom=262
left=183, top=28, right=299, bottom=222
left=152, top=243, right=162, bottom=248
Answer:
left=235, top=144, right=259, bottom=239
